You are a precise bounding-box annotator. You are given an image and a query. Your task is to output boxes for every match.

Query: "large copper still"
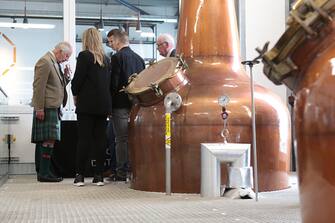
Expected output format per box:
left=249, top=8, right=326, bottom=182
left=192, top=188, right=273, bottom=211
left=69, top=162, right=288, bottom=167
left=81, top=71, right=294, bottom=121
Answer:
left=129, top=0, right=291, bottom=193
left=261, top=0, right=335, bottom=222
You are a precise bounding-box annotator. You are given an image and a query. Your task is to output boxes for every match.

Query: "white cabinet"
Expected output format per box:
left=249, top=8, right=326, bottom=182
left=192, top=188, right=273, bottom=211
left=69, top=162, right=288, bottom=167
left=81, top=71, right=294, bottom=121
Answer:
left=0, top=105, right=35, bottom=164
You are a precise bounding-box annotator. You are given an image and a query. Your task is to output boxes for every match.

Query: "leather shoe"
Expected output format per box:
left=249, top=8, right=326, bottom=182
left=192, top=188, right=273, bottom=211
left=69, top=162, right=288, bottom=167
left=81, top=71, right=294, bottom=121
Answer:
left=37, top=175, right=63, bottom=182
left=103, top=169, right=116, bottom=178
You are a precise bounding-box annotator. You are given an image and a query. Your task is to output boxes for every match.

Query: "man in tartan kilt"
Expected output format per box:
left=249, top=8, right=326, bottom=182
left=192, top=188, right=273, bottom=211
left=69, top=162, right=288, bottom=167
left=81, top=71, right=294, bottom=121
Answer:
left=31, top=42, right=73, bottom=182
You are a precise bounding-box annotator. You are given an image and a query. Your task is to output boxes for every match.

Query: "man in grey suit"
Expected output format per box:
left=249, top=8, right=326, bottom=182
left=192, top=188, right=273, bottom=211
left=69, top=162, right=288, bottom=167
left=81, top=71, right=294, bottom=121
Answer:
left=31, top=41, right=73, bottom=182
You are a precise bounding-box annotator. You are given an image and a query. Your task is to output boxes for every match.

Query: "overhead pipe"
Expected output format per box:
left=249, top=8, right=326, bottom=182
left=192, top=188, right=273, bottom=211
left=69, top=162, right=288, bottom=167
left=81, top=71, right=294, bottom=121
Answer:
left=113, top=0, right=150, bottom=15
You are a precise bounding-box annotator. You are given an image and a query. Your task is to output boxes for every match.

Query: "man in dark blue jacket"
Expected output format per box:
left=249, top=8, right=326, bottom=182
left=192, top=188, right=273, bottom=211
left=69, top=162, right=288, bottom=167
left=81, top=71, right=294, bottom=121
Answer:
left=107, top=29, right=145, bottom=181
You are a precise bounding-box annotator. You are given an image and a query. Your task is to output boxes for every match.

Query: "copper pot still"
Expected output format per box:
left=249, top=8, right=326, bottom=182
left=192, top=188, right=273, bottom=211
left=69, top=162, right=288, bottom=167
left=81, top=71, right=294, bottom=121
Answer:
left=129, top=0, right=291, bottom=193
left=261, top=0, right=335, bottom=222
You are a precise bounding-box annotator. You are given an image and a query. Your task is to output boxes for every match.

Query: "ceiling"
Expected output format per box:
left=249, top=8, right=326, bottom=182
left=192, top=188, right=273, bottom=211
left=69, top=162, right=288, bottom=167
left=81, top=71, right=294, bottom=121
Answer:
left=10, top=0, right=178, bottom=6
left=0, top=0, right=179, bottom=19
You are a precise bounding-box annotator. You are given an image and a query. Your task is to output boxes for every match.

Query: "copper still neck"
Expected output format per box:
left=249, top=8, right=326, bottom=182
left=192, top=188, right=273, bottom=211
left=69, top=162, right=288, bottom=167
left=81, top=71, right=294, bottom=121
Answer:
left=177, top=0, right=241, bottom=60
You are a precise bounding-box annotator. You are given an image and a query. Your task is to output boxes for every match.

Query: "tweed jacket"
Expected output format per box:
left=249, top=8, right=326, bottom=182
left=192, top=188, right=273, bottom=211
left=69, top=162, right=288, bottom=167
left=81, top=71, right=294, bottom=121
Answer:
left=32, top=52, right=69, bottom=110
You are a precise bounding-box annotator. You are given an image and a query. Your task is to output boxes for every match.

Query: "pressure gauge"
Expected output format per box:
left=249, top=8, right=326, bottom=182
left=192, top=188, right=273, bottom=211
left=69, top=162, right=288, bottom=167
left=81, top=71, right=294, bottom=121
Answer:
left=164, top=92, right=182, bottom=112
left=218, top=95, right=230, bottom=107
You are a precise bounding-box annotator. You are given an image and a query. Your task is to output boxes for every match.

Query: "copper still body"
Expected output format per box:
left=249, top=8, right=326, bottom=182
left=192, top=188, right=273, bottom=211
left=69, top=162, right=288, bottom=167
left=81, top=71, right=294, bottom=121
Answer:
left=261, top=1, right=335, bottom=222
left=129, top=0, right=291, bottom=193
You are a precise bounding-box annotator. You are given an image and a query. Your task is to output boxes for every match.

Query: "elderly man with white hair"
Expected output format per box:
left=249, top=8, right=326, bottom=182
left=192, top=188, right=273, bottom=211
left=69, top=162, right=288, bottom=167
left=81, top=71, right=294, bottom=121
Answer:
left=31, top=41, right=73, bottom=182
left=156, top=33, right=176, bottom=57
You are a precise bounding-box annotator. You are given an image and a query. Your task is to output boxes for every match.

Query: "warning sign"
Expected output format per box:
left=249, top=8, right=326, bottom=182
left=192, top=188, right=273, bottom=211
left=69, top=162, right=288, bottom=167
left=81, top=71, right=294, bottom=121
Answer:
left=165, top=113, right=171, bottom=147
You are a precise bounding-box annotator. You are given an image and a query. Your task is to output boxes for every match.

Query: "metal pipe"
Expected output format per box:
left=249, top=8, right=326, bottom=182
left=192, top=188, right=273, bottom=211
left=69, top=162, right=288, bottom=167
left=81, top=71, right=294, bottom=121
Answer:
left=250, top=64, right=259, bottom=202
left=165, top=112, right=171, bottom=195
left=0, top=14, right=177, bottom=23
left=163, top=92, right=182, bottom=195
left=241, top=60, right=259, bottom=202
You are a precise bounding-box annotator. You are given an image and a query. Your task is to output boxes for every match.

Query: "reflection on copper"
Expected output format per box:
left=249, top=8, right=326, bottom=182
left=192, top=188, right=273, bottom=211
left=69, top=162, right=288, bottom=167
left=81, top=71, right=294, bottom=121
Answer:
left=129, top=0, right=291, bottom=193
left=194, top=0, right=204, bottom=33
left=294, top=30, right=335, bottom=223
left=255, top=92, right=289, bottom=154
left=260, top=2, right=335, bottom=222
left=193, top=59, right=203, bottom=64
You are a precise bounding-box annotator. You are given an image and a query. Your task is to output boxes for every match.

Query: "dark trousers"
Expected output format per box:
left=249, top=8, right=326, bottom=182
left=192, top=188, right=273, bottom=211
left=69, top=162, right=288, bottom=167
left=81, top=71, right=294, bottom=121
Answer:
left=106, top=119, right=116, bottom=171
left=75, top=113, right=107, bottom=175
left=112, top=108, right=130, bottom=173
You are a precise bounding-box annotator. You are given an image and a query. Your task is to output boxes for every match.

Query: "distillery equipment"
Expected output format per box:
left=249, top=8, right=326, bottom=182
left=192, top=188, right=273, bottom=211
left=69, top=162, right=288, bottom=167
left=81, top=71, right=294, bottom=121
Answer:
left=128, top=0, right=291, bottom=193
left=260, top=0, right=335, bottom=222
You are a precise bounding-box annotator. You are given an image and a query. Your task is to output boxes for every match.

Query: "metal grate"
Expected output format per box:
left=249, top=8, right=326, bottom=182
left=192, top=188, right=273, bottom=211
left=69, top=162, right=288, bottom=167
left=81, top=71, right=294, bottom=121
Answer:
left=0, top=175, right=301, bottom=223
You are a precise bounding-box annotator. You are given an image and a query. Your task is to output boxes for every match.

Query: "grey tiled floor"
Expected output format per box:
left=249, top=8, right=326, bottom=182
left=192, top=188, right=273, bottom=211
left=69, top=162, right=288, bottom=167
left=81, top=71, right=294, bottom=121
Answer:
left=0, top=175, right=301, bottom=223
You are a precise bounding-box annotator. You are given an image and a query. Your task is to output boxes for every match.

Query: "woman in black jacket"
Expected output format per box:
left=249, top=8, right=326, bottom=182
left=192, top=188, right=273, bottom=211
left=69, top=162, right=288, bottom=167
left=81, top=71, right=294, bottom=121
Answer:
left=71, top=27, right=112, bottom=186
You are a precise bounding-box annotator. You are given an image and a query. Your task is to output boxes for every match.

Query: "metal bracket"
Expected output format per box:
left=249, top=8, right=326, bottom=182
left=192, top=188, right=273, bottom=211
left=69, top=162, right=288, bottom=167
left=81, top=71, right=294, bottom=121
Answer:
left=290, top=10, right=317, bottom=36
left=262, top=56, right=298, bottom=85
left=290, top=0, right=334, bottom=37
left=127, top=73, right=138, bottom=84
left=150, top=83, right=163, bottom=97
left=177, top=54, right=189, bottom=70
left=307, top=0, right=333, bottom=22
left=0, top=116, right=19, bottom=121
left=148, top=59, right=156, bottom=66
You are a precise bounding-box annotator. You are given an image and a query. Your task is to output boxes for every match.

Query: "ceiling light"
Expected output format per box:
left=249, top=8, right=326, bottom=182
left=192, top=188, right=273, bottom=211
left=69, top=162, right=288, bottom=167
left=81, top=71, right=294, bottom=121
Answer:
left=140, top=32, right=155, bottom=38
left=96, top=18, right=104, bottom=31
left=135, top=0, right=141, bottom=32
left=10, top=18, right=17, bottom=29
left=0, top=0, right=55, bottom=29
left=0, top=22, right=55, bottom=29
left=96, top=0, right=104, bottom=31
left=23, top=17, right=28, bottom=24
left=135, top=12, right=141, bottom=32
left=23, top=0, right=28, bottom=24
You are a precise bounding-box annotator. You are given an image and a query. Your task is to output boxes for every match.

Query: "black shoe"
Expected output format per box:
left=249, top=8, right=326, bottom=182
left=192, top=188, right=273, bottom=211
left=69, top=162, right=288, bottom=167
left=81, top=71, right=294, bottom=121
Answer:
left=74, top=174, right=85, bottom=187
left=114, top=175, right=127, bottom=181
left=49, top=172, right=63, bottom=181
left=115, top=171, right=127, bottom=181
left=92, top=175, right=104, bottom=186
left=37, top=175, right=62, bottom=182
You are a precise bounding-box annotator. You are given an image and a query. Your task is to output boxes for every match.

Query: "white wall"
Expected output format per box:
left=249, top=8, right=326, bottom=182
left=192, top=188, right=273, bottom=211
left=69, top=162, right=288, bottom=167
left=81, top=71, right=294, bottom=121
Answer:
left=0, top=18, right=64, bottom=106
left=244, top=0, right=288, bottom=102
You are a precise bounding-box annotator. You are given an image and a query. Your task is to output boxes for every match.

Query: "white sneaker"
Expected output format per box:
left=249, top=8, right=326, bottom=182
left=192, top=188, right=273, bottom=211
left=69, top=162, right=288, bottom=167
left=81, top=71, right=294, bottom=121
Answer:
left=74, top=174, right=85, bottom=187
left=92, top=175, right=104, bottom=186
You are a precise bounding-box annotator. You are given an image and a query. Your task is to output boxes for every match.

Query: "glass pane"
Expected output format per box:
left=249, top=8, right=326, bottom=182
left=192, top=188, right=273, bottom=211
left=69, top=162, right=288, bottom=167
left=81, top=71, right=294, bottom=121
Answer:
left=0, top=18, right=63, bottom=105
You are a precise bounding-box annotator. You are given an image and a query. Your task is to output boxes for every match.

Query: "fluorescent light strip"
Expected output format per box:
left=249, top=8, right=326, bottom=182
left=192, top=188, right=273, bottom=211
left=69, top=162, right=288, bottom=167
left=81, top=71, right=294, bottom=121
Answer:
left=0, top=22, right=55, bottom=29
left=140, top=32, right=155, bottom=38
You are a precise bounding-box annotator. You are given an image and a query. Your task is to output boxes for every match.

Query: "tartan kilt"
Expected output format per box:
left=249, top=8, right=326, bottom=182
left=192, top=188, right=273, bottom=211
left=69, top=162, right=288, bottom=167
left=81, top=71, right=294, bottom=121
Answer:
left=31, top=108, right=61, bottom=143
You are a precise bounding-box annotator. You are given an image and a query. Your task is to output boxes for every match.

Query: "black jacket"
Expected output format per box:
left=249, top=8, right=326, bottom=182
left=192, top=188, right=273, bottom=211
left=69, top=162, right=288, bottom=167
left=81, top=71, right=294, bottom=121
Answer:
left=170, top=49, right=176, bottom=57
left=110, top=46, right=145, bottom=109
left=71, top=50, right=112, bottom=115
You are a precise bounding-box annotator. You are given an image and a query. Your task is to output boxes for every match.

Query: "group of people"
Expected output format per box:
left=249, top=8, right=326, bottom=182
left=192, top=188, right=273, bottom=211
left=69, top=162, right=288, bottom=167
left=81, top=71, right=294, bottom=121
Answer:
left=31, top=29, right=176, bottom=186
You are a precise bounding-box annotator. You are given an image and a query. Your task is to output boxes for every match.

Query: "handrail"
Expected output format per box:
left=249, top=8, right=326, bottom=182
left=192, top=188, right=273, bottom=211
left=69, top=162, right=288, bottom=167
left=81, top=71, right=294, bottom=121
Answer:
left=0, top=86, right=8, bottom=98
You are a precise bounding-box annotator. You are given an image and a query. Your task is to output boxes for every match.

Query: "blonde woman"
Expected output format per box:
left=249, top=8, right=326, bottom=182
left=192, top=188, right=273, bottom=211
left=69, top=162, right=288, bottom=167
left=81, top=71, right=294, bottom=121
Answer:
left=71, top=27, right=112, bottom=186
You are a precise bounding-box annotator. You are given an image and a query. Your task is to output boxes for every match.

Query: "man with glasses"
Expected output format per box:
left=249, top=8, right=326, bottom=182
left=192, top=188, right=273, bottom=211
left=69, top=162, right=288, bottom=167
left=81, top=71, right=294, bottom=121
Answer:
left=156, top=33, right=176, bottom=57
left=31, top=41, right=72, bottom=182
